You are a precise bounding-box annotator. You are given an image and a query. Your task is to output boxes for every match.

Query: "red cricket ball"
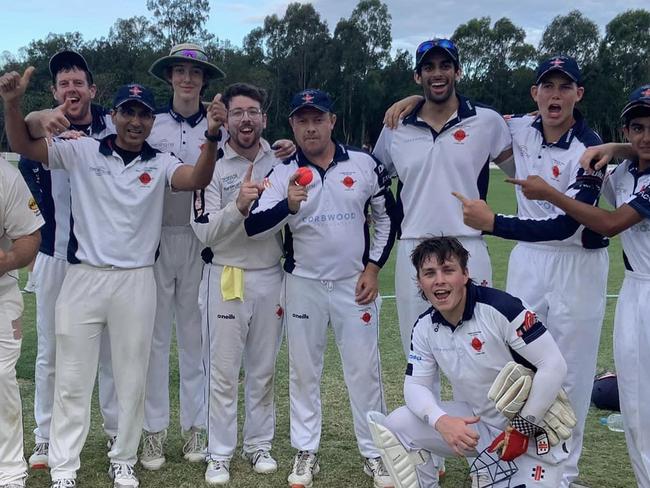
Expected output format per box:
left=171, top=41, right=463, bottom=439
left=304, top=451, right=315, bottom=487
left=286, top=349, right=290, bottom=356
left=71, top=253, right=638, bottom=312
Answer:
left=295, top=167, right=313, bottom=186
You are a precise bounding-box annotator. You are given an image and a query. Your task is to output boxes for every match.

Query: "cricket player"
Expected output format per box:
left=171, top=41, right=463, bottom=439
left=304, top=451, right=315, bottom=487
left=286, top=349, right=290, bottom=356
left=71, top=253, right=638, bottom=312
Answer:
left=0, top=66, right=223, bottom=488
left=18, top=50, right=115, bottom=469
left=507, top=84, right=650, bottom=488
left=453, top=56, right=608, bottom=488
left=373, top=38, right=512, bottom=358
left=245, top=89, right=397, bottom=488
left=367, top=236, right=572, bottom=488
left=191, top=82, right=284, bottom=485
left=0, top=155, right=43, bottom=488
left=115, top=43, right=227, bottom=469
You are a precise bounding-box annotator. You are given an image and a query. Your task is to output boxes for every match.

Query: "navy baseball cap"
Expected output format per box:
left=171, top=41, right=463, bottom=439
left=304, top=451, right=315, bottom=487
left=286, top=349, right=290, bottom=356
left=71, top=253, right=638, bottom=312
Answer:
left=535, top=56, right=581, bottom=85
left=620, top=84, right=650, bottom=120
left=113, top=84, right=156, bottom=112
left=289, top=89, right=334, bottom=117
left=415, top=38, right=460, bottom=70
left=49, top=50, right=93, bottom=83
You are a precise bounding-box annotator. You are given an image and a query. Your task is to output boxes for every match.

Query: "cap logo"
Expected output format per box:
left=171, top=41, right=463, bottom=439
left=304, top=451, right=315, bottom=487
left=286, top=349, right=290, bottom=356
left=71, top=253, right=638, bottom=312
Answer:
left=129, top=85, right=143, bottom=97
left=302, top=93, right=315, bottom=103
left=181, top=49, right=198, bottom=59
left=550, top=58, right=565, bottom=67
left=642, top=88, right=650, bottom=98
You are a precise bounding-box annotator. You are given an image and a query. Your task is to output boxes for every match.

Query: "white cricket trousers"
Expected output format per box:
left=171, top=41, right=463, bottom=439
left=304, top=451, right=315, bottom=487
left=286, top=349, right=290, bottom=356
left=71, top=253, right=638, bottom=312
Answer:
left=49, top=264, right=156, bottom=480
left=100, top=226, right=205, bottom=434
left=506, top=243, right=608, bottom=488
left=383, top=403, right=567, bottom=487
left=395, top=237, right=492, bottom=357
left=203, top=263, right=284, bottom=460
left=0, top=285, right=27, bottom=486
left=615, top=270, right=650, bottom=488
left=32, top=252, right=114, bottom=442
left=284, top=273, right=386, bottom=458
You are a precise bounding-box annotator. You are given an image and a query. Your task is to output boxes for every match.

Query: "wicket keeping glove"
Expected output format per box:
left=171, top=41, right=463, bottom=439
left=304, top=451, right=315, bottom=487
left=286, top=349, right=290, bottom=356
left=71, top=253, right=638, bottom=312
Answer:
left=488, top=414, right=541, bottom=461
left=488, top=361, right=577, bottom=446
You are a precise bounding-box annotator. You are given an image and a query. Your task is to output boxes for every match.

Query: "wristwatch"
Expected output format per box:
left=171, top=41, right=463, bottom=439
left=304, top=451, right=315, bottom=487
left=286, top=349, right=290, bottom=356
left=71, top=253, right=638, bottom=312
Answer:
left=204, top=130, right=221, bottom=143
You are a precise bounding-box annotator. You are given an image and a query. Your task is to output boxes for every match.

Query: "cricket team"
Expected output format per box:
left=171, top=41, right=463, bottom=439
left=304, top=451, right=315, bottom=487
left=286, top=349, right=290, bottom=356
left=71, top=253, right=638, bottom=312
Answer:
left=0, top=34, right=648, bottom=488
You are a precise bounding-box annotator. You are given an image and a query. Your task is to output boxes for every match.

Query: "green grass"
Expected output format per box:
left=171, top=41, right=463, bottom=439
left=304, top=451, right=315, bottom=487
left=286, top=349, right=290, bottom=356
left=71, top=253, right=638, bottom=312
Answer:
left=17, top=170, right=631, bottom=487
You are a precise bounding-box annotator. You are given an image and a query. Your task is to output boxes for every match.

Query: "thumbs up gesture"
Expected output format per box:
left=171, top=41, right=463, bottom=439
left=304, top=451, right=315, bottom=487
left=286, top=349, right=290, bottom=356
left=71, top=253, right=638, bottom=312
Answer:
left=0, top=66, right=34, bottom=104
left=206, top=93, right=227, bottom=135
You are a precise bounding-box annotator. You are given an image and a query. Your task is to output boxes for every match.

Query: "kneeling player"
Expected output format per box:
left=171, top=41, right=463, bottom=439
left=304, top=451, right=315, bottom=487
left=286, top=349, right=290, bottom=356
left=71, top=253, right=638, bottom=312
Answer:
left=367, top=237, right=574, bottom=487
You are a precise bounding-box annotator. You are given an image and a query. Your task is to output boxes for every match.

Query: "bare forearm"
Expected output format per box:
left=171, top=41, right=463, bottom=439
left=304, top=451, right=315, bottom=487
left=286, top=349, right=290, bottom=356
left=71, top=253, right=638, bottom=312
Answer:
left=25, top=109, right=53, bottom=138
left=192, top=141, right=219, bottom=188
left=0, top=231, right=40, bottom=275
left=3, top=100, right=48, bottom=163
left=544, top=187, right=620, bottom=236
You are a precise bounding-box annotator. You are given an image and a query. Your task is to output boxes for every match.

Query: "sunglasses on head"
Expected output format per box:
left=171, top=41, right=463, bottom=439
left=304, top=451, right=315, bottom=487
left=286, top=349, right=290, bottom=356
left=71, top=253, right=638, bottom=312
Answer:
left=416, top=38, right=457, bottom=55
left=175, top=49, right=209, bottom=62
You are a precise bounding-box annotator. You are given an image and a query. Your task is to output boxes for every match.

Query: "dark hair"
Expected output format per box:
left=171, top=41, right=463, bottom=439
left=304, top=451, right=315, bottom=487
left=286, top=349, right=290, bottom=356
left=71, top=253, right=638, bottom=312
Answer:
left=222, top=83, right=267, bottom=109
left=411, top=236, right=469, bottom=277
left=623, top=106, right=650, bottom=128
left=52, top=62, right=93, bottom=86
left=411, top=237, right=470, bottom=301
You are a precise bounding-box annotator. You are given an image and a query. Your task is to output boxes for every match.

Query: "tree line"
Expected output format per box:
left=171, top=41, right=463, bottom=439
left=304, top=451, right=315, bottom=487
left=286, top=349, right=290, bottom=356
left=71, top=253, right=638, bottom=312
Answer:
left=1, top=0, right=649, bottom=150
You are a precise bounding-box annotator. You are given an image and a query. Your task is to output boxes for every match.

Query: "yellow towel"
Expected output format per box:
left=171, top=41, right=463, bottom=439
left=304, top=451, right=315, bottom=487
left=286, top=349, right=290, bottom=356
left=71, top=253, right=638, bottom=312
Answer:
left=221, top=266, right=244, bottom=301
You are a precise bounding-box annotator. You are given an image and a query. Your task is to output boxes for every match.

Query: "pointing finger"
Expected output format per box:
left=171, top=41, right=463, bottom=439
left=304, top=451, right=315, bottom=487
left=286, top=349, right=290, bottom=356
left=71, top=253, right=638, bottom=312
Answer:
left=505, top=178, right=525, bottom=186
left=243, top=163, right=254, bottom=182
left=452, top=191, right=468, bottom=203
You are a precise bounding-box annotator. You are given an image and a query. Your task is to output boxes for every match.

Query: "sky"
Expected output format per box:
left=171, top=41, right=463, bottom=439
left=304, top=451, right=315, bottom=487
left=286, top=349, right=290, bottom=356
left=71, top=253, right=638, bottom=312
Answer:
left=2, top=0, right=648, bottom=60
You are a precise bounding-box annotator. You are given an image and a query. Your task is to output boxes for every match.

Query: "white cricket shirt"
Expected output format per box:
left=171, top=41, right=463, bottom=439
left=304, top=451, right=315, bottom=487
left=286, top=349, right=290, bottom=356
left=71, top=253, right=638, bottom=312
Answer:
left=602, top=160, right=650, bottom=273
left=373, top=96, right=511, bottom=239
left=47, top=135, right=182, bottom=268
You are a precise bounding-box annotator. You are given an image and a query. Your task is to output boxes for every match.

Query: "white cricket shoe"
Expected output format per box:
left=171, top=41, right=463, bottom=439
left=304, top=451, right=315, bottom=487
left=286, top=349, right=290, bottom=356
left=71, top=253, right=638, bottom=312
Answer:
left=109, top=462, right=139, bottom=488
left=366, top=411, right=425, bottom=488
left=50, top=480, right=76, bottom=488
left=182, top=427, right=207, bottom=462
left=364, top=456, right=394, bottom=488
left=242, top=449, right=278, bottom=474
left=287, top=451, right=320, bottom=488
left=29, top=441, right=49, bottom=469
left=205, top=459, right=230, bottom=485
left=140, top=430, right=166, bottom=470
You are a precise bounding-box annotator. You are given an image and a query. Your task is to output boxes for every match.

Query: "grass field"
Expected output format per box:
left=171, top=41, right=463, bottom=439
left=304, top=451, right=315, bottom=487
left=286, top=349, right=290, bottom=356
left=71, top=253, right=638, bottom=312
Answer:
left=15, top=169, right=632, bottom=487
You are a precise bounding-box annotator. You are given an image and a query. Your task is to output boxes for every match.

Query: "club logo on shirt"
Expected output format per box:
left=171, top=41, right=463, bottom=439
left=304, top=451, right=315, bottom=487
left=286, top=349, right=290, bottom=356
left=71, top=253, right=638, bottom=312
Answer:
left=517, top=311, right=537, bottom=337
left=342, top=175, right=356, bottom=188
left=27, top=197, right=41, bottom=216
left=139, top=172, right=152, bottom=185
left=531, top=465, right=545, bottom=481
left=470, top=336, right=483, bottom=352
left=453, top=129, right=467, bottom=142
left=361, top=311, right=372, bottom=324
left=552, top=165, right=561, bottom=178
left=276, top=305, right=284, bottom=318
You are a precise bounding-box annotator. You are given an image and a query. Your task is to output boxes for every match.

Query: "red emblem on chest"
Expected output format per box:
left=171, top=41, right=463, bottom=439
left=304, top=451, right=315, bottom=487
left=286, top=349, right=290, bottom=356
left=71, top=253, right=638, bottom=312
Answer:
left=453, top=129, right=467, bottom=142
left=471, top=337, right=483, bottom=352
left=342, top=176, right=355, bottom=188
left=276, top=305, right=283, bottom=318
left=552, top=165, right=560, bottom=178
left=139, top=172, right=152, bottom=184
left=362, top=312, right=372, bottom=323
